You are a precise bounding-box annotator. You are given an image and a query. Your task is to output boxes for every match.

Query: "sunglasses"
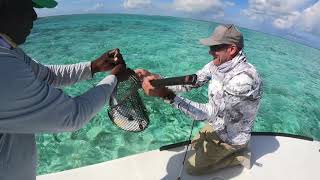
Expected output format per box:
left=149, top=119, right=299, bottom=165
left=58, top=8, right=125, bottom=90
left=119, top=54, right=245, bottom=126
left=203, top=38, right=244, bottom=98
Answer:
left=209, top=44, right=230, bottom=52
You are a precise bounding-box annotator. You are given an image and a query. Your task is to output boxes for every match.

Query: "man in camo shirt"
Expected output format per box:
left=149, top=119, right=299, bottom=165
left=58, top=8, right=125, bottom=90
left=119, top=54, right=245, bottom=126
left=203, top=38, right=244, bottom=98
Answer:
left=138, top=24, right=263, bottom=175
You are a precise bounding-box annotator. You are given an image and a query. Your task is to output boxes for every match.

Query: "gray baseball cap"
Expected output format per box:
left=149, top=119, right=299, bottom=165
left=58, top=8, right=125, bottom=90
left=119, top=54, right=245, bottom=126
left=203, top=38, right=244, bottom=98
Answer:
left=200, top=24, right=244, bottom=49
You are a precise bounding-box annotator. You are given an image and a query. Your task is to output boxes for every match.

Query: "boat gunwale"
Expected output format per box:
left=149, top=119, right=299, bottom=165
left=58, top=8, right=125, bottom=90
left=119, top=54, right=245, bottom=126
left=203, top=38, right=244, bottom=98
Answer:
left=160, top=131, right=314, bottom=151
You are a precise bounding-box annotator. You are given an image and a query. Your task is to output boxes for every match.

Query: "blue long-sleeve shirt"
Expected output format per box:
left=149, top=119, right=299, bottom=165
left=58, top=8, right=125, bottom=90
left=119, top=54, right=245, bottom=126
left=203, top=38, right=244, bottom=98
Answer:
left=0, top=36, right=117, bottom=180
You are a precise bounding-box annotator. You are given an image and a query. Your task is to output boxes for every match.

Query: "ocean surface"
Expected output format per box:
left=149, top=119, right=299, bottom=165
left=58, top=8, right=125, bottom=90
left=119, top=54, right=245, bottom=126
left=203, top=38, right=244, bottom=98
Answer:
left=21, top=14, right=320, bottom=175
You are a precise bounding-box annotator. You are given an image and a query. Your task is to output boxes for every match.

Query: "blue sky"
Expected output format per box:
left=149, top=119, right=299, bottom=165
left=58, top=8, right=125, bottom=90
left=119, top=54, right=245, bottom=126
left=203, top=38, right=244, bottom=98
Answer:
left=36, top=0, right=320, bottom=49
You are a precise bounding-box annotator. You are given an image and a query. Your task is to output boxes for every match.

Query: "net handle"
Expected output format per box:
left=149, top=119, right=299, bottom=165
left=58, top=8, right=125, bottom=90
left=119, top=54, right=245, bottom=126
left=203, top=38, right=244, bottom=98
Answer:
left=110, top=74, right=197, bottom=109
left=150, top=74, right=197, bottom=87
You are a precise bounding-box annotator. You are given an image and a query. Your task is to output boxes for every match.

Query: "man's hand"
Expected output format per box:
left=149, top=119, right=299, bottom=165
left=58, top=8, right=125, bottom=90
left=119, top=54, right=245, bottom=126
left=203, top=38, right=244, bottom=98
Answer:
left=111, top=64, right=135, bottom=82
left=91, top=48, right=125, bottom=74
left=142, top=75, right=175, bottom=99
left=134, top=69, right=160, bottom=82
left=135, top=69, right=152, bottom=81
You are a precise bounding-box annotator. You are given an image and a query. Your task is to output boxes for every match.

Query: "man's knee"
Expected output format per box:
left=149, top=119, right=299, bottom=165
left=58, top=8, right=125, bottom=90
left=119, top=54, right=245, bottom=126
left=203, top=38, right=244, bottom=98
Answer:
left=185, top=152, right=245, bottom=176
left=185, top=159, right=205, bottom=176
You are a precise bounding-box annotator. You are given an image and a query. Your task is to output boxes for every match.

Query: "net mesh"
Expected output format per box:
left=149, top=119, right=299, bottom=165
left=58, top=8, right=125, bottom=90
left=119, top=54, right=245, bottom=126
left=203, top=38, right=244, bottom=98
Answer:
left=108, top=74, right=149, bottom=132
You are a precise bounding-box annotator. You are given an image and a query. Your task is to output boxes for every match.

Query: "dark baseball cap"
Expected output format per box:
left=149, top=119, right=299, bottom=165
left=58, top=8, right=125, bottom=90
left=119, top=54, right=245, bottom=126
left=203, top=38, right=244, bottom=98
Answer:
left=32, top=0, right=57, bottom=8
left=200, top=24, right=244, bottom=49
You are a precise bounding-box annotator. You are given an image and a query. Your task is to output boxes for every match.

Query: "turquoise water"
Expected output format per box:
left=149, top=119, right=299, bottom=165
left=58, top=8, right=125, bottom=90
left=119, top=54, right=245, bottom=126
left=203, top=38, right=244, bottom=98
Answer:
left=21, top=14, right=320, bottom=175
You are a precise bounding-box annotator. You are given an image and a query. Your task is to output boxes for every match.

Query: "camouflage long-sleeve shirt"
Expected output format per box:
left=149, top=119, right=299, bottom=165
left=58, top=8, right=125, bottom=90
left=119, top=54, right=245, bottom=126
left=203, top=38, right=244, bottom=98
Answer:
left=169, top=51, right=262, bottom=146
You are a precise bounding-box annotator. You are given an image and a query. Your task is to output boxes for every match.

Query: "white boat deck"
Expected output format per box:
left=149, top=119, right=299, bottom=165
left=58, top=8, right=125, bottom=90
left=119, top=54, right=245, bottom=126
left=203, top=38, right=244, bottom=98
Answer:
left=38, top=134, right=320, bottom=180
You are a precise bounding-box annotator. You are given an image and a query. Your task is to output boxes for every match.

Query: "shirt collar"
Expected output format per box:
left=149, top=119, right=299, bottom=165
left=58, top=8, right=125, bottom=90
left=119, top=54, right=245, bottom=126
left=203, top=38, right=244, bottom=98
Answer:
left=216, top=50, right=246, bottom=73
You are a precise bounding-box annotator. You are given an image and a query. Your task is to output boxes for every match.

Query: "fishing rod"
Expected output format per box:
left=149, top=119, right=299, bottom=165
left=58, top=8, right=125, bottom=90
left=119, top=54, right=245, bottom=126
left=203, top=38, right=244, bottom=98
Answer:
left=177, top=120, right=196, bottom=180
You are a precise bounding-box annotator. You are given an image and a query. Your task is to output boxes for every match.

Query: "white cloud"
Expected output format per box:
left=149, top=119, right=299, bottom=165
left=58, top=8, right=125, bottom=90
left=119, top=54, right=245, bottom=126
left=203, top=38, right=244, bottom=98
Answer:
left=243, top=0, right=308, bottom=17
left=298, top=1, right=320, bottom=35
left=173, top=0, right=234, bottom=17
left=225, top=1, right=235, bottom=7
left=123, top=0, right=151, bottom=9
left=242, top=0, right=309, bottom=23
left=273, top=1, right=320, bottom=35
left=174, top=0, right=223, bottom=13
left=85, top=2, right=105, bottom=12
left=272, top=11, right=300, bottom=29
left=242, top=0, right=320, bottom=36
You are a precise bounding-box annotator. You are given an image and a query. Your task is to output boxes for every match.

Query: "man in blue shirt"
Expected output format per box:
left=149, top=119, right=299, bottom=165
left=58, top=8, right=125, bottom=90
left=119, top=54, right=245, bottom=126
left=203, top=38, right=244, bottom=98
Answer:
left=0, top=0, right=128, bottom=179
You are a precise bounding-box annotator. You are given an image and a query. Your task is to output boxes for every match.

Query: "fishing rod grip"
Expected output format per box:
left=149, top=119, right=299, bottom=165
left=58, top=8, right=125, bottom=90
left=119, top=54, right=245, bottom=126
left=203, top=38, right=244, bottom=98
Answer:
left=150, top=74, right=197, bottom=87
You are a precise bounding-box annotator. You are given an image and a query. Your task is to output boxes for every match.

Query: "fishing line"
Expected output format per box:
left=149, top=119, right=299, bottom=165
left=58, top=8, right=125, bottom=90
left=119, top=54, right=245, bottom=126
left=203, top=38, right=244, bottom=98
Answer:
left=177, top=119, right=195, bottom=180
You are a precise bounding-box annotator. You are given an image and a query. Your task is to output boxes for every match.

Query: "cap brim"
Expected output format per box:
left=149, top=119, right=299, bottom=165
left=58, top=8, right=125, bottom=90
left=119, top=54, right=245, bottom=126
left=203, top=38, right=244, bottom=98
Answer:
left=33, top=0, right=58, bottom=8
left=199, top=38, right=223, bottom=46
